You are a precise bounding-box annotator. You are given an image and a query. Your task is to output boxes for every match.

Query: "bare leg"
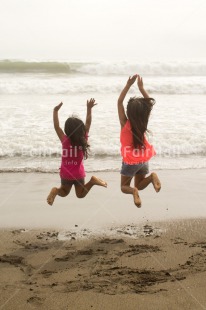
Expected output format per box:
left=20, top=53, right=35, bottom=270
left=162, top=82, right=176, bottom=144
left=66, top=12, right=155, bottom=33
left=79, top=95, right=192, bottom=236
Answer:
left=75, top=176, right=107, bottom=198
left=135, top=174, right=152, bottom=190
left=135, top=173, right=161, bottom=192
left=47, top=184, right=72, bottom=206
left=121, top=175, right=141, bottom=208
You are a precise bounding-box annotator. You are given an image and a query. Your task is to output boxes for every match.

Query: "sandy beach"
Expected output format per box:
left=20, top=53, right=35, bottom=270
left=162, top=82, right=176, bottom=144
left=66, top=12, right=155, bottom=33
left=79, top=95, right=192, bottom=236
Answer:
left=0, top=170, right=205, bottom=229
left=1, top=220, right=206, bottom=310
left=1, top=0, right=206, bottom=308
left=0, top=170, right=206, bottom=309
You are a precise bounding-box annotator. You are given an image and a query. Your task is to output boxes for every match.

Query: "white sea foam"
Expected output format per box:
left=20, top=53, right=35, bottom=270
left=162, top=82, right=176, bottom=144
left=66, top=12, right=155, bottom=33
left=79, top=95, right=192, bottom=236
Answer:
left=0, top=60, right=206, bottom=172
left=0, top=75, right=206, bottom=95
left=78, top=61, right=206, bottom=76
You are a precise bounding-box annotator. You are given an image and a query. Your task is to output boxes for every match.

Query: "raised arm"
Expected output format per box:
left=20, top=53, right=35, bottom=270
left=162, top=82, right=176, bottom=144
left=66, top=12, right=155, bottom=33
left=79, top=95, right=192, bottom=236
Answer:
left=137, top=75, right=150, bottom=98
left=53, top=102, right=64, bottom=141
left=117, top=74, right=137, bottom=128
left=85, top=98, right=97, bottom=133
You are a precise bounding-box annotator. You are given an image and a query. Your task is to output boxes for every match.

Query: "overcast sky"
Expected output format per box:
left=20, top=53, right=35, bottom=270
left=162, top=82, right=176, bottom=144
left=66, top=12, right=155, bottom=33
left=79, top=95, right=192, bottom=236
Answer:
left=0, top=0, right=205, bottom=61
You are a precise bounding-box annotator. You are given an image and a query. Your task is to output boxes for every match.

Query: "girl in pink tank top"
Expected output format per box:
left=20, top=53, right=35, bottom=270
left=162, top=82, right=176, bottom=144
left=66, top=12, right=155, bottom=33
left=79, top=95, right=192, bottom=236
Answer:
left=118, top=75, right=161, bottom=208
left=47, top=99, right=107, bottom=206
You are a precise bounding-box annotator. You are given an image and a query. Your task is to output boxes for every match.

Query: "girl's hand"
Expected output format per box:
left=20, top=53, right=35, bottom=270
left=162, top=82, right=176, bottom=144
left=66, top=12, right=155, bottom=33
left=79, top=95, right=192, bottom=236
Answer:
left=54, top=102, right=63, bottom=111
left=137, top=75, right=144, bottom=90
left=137, top=75, right=149, bottom=98
left=87, top=98, right=97, bottom=109
left=127, top=74, right=138, bottom=87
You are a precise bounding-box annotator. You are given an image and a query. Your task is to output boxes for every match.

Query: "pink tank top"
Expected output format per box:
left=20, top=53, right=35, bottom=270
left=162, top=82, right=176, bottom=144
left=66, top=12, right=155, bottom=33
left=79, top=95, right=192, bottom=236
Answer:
left=120, top=120, right=156, bottom=164
left=60, top=134, right=87, bottom=180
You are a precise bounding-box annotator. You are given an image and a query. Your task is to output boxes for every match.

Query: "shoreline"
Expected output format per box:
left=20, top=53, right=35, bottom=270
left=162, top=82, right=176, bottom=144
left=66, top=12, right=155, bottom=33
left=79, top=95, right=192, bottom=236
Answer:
left=0, top=154, right=206, bottom=173
left=0, top=217, right=206, bottom=241
left=0, top=166, right=205, bottom=172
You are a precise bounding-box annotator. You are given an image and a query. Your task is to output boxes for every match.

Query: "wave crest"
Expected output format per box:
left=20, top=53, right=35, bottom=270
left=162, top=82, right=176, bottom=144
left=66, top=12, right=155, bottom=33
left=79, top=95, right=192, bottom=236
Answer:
left=1, top=60, right=206, bottom=76
left=0, top=60, right=72, bottom=73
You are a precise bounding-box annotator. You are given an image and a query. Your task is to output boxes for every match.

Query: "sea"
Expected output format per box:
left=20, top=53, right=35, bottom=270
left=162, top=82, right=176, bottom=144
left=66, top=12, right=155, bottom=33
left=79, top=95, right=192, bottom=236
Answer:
left=0, top=59, right=206, bottom=173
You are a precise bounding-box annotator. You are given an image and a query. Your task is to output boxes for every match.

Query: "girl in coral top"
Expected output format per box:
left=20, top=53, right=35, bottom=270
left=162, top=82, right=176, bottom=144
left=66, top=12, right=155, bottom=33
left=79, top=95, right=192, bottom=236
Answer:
left=47, top=99, right=107, bottom=206
left=118, top=75, right=161, bottom=208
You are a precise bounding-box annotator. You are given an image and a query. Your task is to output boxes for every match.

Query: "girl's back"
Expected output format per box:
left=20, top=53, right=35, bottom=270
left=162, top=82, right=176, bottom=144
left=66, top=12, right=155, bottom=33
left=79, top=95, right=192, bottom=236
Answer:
left=120, top=120, right=156, bottom=164
left=60, top=134, right=85, bottom=180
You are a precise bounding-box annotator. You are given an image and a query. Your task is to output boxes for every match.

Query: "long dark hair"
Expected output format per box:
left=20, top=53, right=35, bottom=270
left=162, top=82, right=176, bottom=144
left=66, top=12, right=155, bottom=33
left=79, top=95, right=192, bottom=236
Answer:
left=64, top=116, right=89, bottom=159
left=126, top=97, right=155, bottom=149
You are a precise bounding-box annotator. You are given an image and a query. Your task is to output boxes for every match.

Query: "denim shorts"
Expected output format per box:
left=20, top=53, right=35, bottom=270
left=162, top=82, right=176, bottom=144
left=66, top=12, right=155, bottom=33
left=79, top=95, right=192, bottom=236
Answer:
left=120, top=162, right=149, bottom=177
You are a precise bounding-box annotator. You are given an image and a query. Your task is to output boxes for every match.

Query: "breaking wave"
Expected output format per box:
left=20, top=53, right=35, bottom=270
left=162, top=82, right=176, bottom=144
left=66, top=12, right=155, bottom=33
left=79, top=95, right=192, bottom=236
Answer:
left=1, top=60, right=206, bottom=76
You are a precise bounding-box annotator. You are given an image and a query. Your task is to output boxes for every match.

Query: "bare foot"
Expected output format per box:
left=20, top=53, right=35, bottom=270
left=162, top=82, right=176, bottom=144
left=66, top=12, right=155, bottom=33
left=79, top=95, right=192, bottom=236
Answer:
left=133, top=187, right=141, bottom=208
left=91, top=176, right=107, bottom=188
left=47, top=187, right=58, bottom=206
left=151, top=173, right=161, bottom=192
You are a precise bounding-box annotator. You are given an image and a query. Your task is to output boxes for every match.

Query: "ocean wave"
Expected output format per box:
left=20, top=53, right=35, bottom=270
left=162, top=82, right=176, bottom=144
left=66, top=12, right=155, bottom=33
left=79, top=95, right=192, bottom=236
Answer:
left=0, top=147, right=206, bottom=158
left=0, top=152, right=61, bottom=158
left=0, top=157, right=205, bottom=173
left=0, top=167, right=58, bottom=173
left=1, top=60, right=206, bottom=76
left=0, top=60, right=74, bottom=74
left=1, top=60, right=206, bottom=95
left=0, top=76, right=206, bottom=95
left=78, top=62, right=206, bottom=76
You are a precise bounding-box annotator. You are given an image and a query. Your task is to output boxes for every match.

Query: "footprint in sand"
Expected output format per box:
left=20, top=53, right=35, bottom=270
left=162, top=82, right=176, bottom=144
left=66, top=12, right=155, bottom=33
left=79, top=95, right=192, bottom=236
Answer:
left=100, top=238, right=125, bottom=244
left=27, top=296, right=44, bottom=306
left=0, top=254, right=24, bottom=266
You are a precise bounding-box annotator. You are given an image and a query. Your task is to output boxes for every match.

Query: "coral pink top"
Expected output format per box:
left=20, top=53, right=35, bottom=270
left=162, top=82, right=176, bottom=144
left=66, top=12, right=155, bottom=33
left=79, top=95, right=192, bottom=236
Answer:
left=120, top=120, right=156, bottom=164
left=60, top=134, right=87, bottom=180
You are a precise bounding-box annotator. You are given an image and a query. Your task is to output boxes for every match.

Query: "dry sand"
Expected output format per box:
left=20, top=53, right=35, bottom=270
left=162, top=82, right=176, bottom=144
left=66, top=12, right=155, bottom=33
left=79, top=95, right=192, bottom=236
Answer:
left=0, top=220, right=206, bottom=310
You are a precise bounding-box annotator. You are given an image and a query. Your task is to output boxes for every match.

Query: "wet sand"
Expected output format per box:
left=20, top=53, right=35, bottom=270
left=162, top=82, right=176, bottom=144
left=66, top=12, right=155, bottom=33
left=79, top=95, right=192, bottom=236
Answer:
left=0, top=170, right=205, bottom=229
left=0, top=170, right=206, bottom=309
left=0, top=219, right=206, bottom=309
